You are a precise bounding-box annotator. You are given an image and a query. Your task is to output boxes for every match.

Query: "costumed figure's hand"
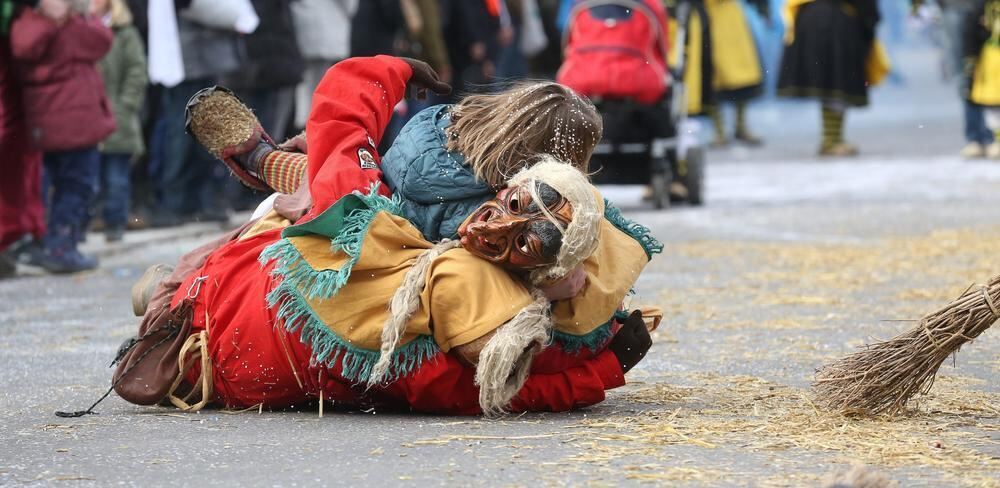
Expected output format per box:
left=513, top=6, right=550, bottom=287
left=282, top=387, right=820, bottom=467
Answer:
left=540, top=264, right=587, bottom=302
left=399, top=57, right=452, bottom=100
left=609, top=310, right=652, bottom=374
left=279, top=131, right=308, bottom=154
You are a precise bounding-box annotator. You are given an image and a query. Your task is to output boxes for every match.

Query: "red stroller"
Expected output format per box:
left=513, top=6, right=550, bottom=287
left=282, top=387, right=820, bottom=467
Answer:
left=558, top=0, right=705, bottom=208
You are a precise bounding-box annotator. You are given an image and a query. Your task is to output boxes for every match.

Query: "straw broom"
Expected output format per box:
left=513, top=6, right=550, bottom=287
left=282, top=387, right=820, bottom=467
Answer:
left=813, top=274, right=1000, bottom=415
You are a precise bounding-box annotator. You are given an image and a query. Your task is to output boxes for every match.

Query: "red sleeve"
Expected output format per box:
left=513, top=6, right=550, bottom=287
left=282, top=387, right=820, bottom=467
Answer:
left=396, top=349, right=626, bottom=415
left=9, top=9, right=59, bottom=62
left=65, top=16, right=113, bottom=62
left=507, top=350, right=626, bottom=413
left=303, top=56, right=412, bottom=212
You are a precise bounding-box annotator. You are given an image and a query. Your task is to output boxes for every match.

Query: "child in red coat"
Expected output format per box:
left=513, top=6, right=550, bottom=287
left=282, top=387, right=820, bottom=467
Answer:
left=10, top=0, right=115, bottom=273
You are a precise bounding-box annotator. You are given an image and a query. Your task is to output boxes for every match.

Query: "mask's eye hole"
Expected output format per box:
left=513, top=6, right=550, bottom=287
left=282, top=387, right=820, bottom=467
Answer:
left=516, top=235, right=530, bottom=254
left=509, top=195, right=520, bottom=213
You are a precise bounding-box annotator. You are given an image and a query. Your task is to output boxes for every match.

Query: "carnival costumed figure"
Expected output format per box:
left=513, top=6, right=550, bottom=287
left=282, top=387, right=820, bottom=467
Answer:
left=111, top=57, right=661, bottom=416
left=967, top=0, right=1000, bottom=158
left=778, top=0, right=887, bottom=156
left=704, top=0, right=767, bottom=146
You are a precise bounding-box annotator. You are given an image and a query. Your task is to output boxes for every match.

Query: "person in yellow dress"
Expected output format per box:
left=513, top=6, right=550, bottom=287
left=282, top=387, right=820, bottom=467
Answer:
left=778, top=0, right=885, bottom=156
left=703, top=0, right=768, bottom=146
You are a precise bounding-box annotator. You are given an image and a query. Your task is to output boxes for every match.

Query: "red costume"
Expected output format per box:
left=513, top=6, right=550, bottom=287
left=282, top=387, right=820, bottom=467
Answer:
left=0, top=29, right=44, bottom=249
left=168, top=56, right=626, bottom=414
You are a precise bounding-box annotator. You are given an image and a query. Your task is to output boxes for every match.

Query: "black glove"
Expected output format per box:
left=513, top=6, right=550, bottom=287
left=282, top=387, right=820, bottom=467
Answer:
left=399, top=57, right=452, bottom=100
left=608, top=310, right=652, bottom=374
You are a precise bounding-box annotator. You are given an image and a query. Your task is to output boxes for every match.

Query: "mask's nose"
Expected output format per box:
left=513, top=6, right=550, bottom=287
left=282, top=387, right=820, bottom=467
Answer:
left=467, top=218, right=526, bottom=243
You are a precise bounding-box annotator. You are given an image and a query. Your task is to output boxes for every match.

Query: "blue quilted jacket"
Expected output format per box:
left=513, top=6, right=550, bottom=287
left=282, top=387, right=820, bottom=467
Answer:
left=381, top=104, right=494, bottom=242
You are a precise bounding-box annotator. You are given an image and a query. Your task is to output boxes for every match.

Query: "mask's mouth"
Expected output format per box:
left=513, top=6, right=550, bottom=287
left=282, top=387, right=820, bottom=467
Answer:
left=475, top=235, right=503, bottom=255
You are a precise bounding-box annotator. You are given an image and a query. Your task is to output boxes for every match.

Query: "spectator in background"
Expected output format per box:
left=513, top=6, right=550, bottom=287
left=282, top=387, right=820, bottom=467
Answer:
left=151, top=6, right=243, bottom=227
left=0, top=0, right=45, bottom=278
left=495, top=0, right=526, bottom=80
left=10, top=0, right=116, bottom=273
left=223, top=0, right=303, bottom=211
left=440, top=0, right=500, bottom=101
left=349, top=0, right=451, bottom=151
left=291, top=0, right=357, bottom=135
left=93, top=0, right=147, bottom=242
left=226, top=0, right=303, bottom=142
left=349, top=0, right=402, bottom=58
left=528, top=0, right=564, bottom=78
left=778, top=0, right=882, bottom=157
left=937, top=0, right=995, bottom=158
left=397, top=0, right=451, bottom=83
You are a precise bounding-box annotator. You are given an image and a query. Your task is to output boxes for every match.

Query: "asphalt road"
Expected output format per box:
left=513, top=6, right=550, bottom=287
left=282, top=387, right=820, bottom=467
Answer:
left=2, top=47, right=1000, bottom=486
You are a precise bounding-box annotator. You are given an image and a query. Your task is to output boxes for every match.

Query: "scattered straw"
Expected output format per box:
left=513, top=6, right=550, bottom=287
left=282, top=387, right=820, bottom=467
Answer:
left=558, top=373, right=999, bottom=486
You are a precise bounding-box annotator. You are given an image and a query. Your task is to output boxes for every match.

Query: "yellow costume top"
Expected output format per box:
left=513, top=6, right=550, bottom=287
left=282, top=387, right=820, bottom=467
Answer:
left=255, top=188, right=659, bottom=383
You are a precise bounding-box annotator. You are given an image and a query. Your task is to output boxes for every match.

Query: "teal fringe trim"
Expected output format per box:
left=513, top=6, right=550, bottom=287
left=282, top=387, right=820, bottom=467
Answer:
left=268, top=279, right=440, bottom=384
left=551, top=310, right=629, bottom=354
left=259, top=239, right=345, bottom=301
left=604, top=200, right=664, bottom=259
left=259, top=184, right=403, bottom=301
left=329, top=186, right=404, bottom=261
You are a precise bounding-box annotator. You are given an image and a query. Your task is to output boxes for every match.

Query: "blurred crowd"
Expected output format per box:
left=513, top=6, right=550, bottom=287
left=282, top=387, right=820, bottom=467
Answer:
left=0, top=0, right=998, bottom=277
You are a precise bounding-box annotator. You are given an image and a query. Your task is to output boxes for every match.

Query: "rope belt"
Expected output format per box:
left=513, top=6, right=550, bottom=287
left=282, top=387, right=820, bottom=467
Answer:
left=983, top=285, right=999, bottom=320
left=166, top=312, right=214, bottom=412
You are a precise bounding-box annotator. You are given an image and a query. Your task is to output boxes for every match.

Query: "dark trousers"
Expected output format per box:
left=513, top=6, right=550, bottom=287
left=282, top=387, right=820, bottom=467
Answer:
left=43, top=148, right=100, bottom=251
left=156, top=78, right=228, bottom=219
left=964, top=100, right=994, bottom=145
left=100, top=153, right=132, bottom=229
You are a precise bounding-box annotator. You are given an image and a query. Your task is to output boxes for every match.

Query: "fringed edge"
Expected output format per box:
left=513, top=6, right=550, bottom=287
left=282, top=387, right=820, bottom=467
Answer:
left=604, top=200, right=664, bottom=259
left=268, top=279, right=440, bottom=384
left=551, top=309, right=628, bottom=353
left=258, top=184, right=404, bottom=301
left=330, top=185, right=404, bottom=258
left=259, top=239, right=348, bottom=301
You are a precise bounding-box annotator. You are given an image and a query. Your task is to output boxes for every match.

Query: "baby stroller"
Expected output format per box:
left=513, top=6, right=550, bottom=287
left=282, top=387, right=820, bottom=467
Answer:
left=557, top=0, right=705, bottom=208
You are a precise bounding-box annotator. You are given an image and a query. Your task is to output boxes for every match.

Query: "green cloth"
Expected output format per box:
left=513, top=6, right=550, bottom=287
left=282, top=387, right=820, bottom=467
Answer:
left=98, top=24, right=147, bottom=156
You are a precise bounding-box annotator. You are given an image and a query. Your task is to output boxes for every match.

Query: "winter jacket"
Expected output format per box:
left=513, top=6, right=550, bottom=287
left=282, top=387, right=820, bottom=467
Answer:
left=177, top=18, right=242, bottom=81
left=230, top=0, right=303, bottom=90
left=380, top=104, right=494, bottom=242
left=349, top=0, right=403, bottom=56
left=291, top=0, right=356, bottom=61
left=99, top=23, right=147, bottom=156
left=10, top=9, right=116, bottom=151
left=1, top=0, right=37, bottom=34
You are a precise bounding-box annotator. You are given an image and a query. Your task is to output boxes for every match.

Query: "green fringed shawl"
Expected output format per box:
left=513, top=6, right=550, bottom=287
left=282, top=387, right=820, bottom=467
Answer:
left=260, top=183, right=405, bottom=301
left=604, top=200, right=664, bottom=259
left=268, top=278, right=439, bottom=383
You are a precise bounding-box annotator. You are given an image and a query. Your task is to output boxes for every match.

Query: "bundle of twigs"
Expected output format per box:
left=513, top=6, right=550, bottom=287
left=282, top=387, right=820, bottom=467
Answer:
left=814, top=274, right=1000, bottom=415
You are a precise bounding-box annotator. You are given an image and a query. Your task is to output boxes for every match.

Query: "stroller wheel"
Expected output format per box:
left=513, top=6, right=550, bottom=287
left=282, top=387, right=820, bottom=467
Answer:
left=650, top=173, right=671, bottom=210
left=682, top=147, right=705, bottom=206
